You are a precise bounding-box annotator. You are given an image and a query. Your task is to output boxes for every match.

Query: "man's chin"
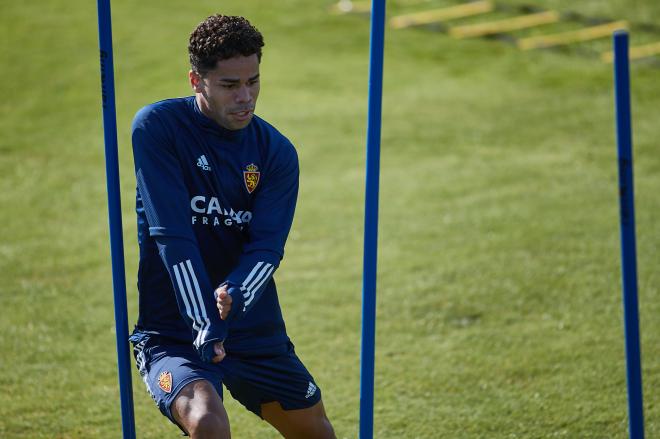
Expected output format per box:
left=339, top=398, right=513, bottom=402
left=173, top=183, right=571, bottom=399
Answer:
left=229, top=116, right=253, bottom=130
left=218, top=112, right=251, bottom=130
left=234, top=116, right=252, bottom=130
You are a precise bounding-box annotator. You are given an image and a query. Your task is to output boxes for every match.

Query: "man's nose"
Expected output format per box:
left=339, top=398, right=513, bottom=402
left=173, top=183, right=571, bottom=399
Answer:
left=235, top=85, right=251, bottom=103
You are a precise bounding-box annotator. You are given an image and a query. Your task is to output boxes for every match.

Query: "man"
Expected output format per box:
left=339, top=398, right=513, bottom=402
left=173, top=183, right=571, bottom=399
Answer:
left=129, top=14, right=336, bottom=438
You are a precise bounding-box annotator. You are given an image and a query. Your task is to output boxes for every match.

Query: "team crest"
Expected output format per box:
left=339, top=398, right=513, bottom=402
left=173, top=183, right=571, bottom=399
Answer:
left=243, top=163, right=260, bottom=194
left=158, top=371, right=172, bottom=393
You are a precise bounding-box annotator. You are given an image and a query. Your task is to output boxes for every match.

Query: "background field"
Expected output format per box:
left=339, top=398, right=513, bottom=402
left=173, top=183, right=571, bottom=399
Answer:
left=1, top=0, right=659, bottom=437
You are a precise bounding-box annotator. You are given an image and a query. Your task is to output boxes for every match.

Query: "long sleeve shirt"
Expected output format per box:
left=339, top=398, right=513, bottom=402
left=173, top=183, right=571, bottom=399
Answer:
left=130, top=96, right=298, bottom=356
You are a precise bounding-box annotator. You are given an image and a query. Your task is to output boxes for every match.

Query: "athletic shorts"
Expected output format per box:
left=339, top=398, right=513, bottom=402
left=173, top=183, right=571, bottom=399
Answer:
left=132, top=336, right=322, bottom=431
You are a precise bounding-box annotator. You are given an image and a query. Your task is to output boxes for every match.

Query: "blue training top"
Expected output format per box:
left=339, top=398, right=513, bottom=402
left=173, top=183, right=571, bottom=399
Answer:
left=130, top=96, right=298, bottom=358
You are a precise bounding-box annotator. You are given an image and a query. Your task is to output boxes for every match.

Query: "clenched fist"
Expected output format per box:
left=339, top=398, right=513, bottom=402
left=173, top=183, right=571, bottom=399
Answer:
left=215, top=285, right=232, bottom=320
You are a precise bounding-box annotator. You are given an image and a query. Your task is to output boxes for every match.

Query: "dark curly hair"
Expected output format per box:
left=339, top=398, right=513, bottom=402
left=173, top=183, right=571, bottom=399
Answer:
left=188, top=15, right=264, bottom=74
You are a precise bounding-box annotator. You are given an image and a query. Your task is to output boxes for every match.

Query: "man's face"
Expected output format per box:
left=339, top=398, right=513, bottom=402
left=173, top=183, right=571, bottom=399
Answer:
left=190, top=54, right=260, bottom=131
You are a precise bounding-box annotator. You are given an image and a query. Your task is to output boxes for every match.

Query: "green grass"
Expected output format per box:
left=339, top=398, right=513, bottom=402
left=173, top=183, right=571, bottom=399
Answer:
left=1, top=0, right=659, bottom=437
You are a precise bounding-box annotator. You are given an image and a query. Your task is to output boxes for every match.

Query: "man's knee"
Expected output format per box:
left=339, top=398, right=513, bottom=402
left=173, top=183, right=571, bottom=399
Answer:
left=309, top=415, right=335, bottom=439
left=304, top=401, right=335, bottom=439
left=290, top=419, right=335, bottom=439
left=261, top=400, right=336, bottom=439
left=186, top=410, right=230, bottom=438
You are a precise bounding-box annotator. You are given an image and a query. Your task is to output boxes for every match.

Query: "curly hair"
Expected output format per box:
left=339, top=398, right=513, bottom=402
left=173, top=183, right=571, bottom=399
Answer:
left=188, top=15, right=264, bottom=74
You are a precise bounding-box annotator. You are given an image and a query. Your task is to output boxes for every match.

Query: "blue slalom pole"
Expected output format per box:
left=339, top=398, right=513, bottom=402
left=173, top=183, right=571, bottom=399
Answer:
left=360, top=1, right=386, bottom=438
left=96, top=1, right=136, bottom=438
left=613, top=30, right=645, bottom=439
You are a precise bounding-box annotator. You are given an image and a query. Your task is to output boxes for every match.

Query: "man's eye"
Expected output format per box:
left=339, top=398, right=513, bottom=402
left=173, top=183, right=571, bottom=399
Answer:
left=220, top=83, right=236, bottom=89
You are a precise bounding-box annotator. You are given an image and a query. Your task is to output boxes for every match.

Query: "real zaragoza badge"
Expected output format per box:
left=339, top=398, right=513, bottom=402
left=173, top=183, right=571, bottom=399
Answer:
left=158, top=371, right=172, bottom=393
left=243, top=163, right=260, bottom=194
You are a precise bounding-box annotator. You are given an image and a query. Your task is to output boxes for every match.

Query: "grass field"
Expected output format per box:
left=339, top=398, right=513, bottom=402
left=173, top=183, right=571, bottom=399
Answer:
left=1, top=0, right=659, bottom=437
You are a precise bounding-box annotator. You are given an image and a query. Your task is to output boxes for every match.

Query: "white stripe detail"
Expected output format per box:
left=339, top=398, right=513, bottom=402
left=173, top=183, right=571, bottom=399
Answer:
left=239, top=262, right=274, bottom=308
left=251, top=265, right=274, bottom=293
left=244, top=265, right=275, bottom=307
left=240, top=261, right=266, bottom=299
left=174, top=260, right=209, bottom=349
left=245, top=263, right=273, bottom=293
left=241, top=262, right=265, bottom=291
left=186, top=260, right=211, bottom=347
left=230, top=262, right=278, bottom=313
left=173, top=264, right=197, bottom=327
left=180, top=262, right=209, bottom=348
left=179, top=262, right=203, bottom=324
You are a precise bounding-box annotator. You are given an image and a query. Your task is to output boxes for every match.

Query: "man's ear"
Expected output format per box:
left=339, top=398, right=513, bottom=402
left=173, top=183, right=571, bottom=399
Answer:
left=189, top=70, right=204, bottom=93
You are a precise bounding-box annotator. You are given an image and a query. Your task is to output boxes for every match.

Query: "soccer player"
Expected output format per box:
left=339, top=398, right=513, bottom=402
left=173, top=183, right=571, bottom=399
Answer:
left=129, top=14, right=336, bottom=439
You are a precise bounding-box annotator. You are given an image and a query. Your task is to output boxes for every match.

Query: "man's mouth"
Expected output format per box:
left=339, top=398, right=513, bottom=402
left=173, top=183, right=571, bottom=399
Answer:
left=231, top=109, right=253, bottom=120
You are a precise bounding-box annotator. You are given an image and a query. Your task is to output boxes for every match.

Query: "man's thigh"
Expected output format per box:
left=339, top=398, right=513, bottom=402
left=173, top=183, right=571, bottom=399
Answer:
left=219, top=342, right=322, bottom=418
left=171, top=379, right=230, bottom=438
left=133, top=337, right=224, bottom=431
left=261, top=400, right=336, bottom=439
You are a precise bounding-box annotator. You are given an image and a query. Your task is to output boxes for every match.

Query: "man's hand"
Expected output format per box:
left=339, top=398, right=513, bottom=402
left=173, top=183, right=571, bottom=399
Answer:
left=200, top=340, right=226, bottom=364
left=210, top=341, right=226, bottom=363
left=216, top=285, right=233, bottom=320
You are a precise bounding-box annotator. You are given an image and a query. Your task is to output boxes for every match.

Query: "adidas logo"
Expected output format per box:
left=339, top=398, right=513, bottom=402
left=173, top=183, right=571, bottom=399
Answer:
left=197, top=155, right=211, bottom=171
left=305, top=381, right=317, bottom=399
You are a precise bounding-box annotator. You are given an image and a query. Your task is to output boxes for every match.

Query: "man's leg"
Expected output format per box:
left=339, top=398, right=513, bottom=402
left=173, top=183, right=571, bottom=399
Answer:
left=261, top=399, right=335, bottom=439
left=171, top=380, right=231, bottom=439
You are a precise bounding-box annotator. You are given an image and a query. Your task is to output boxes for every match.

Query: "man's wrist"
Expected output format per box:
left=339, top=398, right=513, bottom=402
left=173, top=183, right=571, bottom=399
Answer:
left=198, top=338, right=224, bottom=363
left=226, top=283, right=245, bottom=320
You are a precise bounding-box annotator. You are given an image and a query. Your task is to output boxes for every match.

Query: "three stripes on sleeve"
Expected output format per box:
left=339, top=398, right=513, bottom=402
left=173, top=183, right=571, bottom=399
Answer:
left=173, top=259, right=275, bottom=332
left=239, top=262, right=275, bottom=312
left=173, top=260, right=211, bottom=349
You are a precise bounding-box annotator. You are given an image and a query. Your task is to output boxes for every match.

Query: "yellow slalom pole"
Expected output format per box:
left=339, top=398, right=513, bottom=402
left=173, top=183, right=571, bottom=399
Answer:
left=518, top=20, right=628, bottom=50
left=390, top=0, right=493, bottom=29
left=602, top=40, right=660, bottom=62
left=449, top=10, right=560, bottom=39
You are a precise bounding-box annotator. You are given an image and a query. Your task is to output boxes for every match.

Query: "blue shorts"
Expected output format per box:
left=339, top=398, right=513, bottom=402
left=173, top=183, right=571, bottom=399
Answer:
left=132, top=336, right=322, bottom=430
